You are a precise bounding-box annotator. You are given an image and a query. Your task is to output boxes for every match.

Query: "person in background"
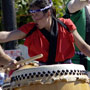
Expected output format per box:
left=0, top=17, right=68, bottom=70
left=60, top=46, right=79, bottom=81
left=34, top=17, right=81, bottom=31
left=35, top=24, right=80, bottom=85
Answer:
left=63, top=0, right=90, bottom=70
left=0, top=0, right=90, bottom=66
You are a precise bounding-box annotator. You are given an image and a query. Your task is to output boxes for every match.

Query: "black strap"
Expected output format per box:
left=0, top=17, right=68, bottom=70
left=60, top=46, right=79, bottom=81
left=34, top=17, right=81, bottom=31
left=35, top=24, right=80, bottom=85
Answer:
left=56, top=18, right=70, bottom=32
left=46, top=17, right=58, bottom=65
left=25, top=26, right=37, bottom=38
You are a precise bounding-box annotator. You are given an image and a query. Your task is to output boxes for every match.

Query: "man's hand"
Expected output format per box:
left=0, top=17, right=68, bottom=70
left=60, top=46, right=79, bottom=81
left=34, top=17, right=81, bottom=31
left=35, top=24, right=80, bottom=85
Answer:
left=4, top=59, right=19, bottom=70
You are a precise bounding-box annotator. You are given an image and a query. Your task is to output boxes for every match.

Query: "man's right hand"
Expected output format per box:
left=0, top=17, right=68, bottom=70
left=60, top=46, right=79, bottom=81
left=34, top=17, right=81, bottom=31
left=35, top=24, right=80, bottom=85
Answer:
left=4, top=59, right=19, bottom=70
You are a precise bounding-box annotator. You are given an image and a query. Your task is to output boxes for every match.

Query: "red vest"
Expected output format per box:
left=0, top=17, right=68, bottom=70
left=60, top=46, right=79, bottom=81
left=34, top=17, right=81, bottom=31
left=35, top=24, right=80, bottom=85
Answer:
left=18, top=18, right=76, bottom=62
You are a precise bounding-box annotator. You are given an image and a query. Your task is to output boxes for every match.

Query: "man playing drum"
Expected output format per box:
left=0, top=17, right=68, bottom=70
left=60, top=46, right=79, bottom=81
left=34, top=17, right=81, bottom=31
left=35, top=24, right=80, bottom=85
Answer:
left=0, top=0, right=90, bottom=69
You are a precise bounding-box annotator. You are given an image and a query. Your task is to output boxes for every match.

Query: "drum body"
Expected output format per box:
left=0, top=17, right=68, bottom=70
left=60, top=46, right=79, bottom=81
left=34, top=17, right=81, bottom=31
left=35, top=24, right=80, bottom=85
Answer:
left=2, top=64, right=90, bottom=90
left=14, top=81, right=90, bottom=90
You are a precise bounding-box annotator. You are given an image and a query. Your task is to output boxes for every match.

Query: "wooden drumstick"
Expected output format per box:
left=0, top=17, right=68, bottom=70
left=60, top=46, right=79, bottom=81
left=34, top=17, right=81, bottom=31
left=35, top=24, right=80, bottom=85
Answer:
left=16, top=54, right=43, bottom=65
left=3, top=54, right=43, bottom=69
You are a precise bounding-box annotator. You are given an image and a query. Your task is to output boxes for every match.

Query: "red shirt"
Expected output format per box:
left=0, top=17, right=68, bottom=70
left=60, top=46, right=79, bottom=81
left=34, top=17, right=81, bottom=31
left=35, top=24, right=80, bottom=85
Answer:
left=18, top=18, right=76, bottom=62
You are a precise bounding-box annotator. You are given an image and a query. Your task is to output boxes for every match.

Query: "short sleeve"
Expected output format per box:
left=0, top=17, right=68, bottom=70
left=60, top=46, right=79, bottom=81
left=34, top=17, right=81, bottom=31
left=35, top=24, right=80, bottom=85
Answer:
left=60, top=18, right=77, bottom=31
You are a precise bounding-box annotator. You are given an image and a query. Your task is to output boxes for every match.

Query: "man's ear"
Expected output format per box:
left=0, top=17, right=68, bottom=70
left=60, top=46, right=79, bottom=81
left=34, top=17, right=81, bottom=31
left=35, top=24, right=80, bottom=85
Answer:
left=45, top=9, right=51, bottom=17
left=47, top=9, right=51, bottom=16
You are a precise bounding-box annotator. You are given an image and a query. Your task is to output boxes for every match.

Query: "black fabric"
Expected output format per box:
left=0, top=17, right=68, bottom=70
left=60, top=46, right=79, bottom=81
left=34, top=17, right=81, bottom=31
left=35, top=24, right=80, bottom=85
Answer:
left=80, top=54, right=87, bottom=70
left=46, top=16, right=58, bottom=65
left=39, top=59, right=72, bottom=65
left=40, top=29, right=51, bottom=42
left=85, top=7, right=90, bottom=45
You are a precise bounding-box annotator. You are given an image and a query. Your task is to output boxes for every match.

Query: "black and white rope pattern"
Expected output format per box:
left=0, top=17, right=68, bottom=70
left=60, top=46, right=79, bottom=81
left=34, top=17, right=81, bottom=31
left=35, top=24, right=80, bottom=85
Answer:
left=11, top=69, right=87, bottom=83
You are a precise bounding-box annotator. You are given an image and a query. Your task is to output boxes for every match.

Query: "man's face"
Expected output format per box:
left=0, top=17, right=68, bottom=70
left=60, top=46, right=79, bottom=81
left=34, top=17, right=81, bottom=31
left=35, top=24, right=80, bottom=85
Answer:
left=30, top=7, right=49, bottom=29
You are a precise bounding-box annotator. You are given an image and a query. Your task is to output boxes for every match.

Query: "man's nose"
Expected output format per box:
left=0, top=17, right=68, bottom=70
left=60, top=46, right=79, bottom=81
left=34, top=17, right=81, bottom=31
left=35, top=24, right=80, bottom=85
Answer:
left=32, top=13, right=40, bottom=21
left=31, top=13, right=37, bottom=17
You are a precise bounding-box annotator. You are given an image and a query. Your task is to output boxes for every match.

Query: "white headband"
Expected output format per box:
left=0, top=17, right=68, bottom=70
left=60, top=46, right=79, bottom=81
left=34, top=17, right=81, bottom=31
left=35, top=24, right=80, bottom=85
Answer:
left=29, top=0, right=53, bottom=13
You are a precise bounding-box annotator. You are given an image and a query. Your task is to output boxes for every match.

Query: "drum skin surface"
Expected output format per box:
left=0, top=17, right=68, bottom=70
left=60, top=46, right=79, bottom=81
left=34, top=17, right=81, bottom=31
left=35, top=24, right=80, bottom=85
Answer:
left=14, top=81, right=90, bottom=90
left=2, top=64, right=90, bottom=90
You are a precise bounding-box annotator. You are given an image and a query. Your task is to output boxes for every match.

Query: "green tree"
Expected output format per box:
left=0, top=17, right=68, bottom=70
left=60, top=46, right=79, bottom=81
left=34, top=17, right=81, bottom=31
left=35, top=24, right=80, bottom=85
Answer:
left=53, top=0, right=68, bottom=17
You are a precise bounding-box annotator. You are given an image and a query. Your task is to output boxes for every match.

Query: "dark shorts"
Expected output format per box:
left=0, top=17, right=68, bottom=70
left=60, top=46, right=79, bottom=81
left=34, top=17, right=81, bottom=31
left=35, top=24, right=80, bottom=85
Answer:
left=39, top=59, right=72, bottom=66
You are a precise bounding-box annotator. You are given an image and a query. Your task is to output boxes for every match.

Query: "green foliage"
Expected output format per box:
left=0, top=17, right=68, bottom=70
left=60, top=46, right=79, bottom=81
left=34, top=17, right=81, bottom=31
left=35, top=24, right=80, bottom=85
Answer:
left=52, top=0, right=69, bottom=17
left=15, top=0, right=32, bottom=27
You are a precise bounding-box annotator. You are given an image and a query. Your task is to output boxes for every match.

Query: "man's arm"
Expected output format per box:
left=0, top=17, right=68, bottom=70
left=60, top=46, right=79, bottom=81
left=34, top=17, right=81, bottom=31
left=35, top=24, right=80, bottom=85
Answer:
left=67, top=0, right=89, bottom=13
left=72, top=30, right=90, bottom=57
left=0, top=45, right=18, bottom=70
left=0, top=30, right=26, bottom=43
